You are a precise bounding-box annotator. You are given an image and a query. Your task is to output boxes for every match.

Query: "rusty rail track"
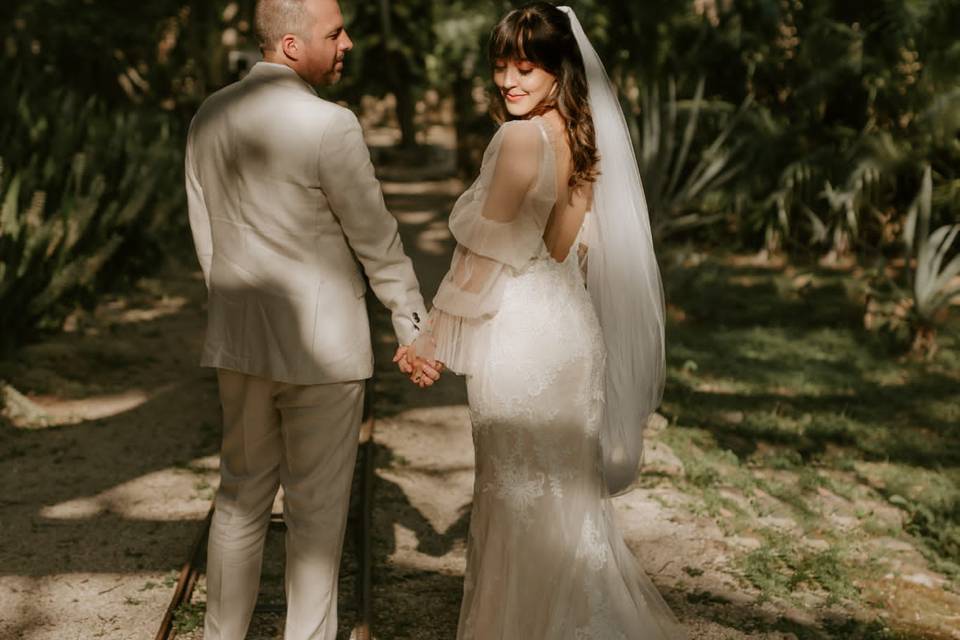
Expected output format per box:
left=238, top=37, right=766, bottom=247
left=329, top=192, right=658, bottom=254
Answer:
left=155, top=392, right=377, bottom=640
left=153, top=504, right=213, bottom=640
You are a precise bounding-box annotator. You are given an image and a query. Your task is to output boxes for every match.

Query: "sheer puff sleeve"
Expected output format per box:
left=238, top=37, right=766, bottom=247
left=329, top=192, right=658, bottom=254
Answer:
left=414, top=118, right=555, bottom=374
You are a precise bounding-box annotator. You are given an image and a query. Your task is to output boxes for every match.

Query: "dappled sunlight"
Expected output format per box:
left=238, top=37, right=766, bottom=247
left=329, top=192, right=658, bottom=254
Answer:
left=415, top=221, right=454, bottom=256
left=18, top=386, right=167, bottom=428
left=687, top=379, right=744, bottom=395
left=723, top=254, right=789, bottom=270
left=92, top=295, right=190, bottom=326
left=2, top=0, right=957, bottom=632
left=394, top=209, right=439, bottom=225
left=860, top=578, right=960, bottom=638
left=727, top=274, right=770, bottom=288
left=381, top=178, right=462, bottom=197
left=657, top=251, right=960, bottom=635
left=382, top=551, right=466, bottom=577
left=1, top=571, right=180, bottom=640
left=39, top=455, right=218, bottom=522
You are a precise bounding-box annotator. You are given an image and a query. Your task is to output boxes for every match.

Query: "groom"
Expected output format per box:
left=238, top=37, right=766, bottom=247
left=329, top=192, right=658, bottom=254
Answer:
left=185, top=0, right=439, bottom=637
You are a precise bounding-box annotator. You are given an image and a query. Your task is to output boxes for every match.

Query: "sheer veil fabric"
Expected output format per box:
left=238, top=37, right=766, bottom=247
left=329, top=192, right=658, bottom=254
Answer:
left=558, top=6, right=666, bottom=496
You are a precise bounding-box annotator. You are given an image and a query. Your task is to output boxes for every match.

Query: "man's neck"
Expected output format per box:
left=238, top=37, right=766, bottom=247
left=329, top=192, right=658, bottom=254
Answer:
left=262, top=51, right=293, bottom=68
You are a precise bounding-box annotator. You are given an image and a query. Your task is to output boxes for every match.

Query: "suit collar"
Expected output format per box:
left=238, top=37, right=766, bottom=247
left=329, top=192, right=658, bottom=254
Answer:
left=245, top=61, right=317, bottom=96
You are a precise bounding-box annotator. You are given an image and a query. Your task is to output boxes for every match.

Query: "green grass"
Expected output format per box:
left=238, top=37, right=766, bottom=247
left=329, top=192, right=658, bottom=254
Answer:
left=172, top=602, right=205, bottom=633
left=660, top=252, right=960, bottom=607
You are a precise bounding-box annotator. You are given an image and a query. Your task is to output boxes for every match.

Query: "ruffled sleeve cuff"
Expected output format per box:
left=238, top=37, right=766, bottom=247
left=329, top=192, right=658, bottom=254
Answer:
left=415, top=308, right=492, bottom=376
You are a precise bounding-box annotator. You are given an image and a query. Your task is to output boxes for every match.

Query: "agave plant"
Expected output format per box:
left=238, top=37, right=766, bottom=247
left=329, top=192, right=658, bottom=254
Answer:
left=628, top=76, right=751, bottom=238
left=819, top=157, right=890, bottom=263
left=903, top=165, right=960, bottom=357
left=867, top=165, right=960, bottom=357
left=757, top=160, right=822, bottom=256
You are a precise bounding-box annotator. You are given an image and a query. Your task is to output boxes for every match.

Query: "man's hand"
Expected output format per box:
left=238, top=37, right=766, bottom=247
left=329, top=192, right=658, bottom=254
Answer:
left=393, top=345, right=414, bottom=375
left=392, top=345, right=444, bottom=388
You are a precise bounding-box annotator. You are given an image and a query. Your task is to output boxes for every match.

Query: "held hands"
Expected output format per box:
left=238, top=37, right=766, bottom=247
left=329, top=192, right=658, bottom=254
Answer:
left=393, top=342, right=444, bottom=388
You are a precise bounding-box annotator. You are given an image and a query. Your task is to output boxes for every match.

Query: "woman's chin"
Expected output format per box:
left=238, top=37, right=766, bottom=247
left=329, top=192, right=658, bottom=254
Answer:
left=504, top=102, right=534, bottom=118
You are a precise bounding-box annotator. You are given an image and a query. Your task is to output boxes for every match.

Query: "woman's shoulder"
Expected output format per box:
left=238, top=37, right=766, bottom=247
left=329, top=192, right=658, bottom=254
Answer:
left=489, top=118, right=548, bottom=157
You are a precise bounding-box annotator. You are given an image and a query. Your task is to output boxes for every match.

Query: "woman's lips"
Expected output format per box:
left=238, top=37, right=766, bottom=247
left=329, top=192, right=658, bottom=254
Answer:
left=504, top=93, right=525, bottom=103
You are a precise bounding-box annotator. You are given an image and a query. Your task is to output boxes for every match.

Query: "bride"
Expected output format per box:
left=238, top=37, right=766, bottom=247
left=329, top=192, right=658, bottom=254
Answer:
left=397, top=3, right=685, bottom=638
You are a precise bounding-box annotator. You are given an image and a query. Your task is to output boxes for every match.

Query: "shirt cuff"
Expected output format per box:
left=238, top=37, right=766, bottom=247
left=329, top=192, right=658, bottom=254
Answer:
left=394, top=305, right=428, bottom=346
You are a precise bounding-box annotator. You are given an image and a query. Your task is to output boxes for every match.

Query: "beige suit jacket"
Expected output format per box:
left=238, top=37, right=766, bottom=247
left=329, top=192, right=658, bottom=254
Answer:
left=186, top=62, right=427, bottom=384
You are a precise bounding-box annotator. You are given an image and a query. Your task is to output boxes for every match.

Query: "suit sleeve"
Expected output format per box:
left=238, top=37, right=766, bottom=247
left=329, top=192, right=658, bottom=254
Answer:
left=316, top=108, right=428, bottom=346
left=185, top=119, right=212, bottom=288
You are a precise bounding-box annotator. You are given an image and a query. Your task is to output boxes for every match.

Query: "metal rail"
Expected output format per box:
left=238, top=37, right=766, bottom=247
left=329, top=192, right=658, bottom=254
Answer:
left=153, top=504, right=214, bottom=640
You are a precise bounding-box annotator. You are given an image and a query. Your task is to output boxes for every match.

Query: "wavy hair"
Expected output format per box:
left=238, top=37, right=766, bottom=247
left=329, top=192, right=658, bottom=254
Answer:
left=488, top=1, right=599, bottom=191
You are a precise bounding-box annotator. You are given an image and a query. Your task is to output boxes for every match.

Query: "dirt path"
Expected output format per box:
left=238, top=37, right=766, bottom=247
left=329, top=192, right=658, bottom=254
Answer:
left=0, top=270, right=222, bottom=638
left=2, top=135, right=958, bottom=639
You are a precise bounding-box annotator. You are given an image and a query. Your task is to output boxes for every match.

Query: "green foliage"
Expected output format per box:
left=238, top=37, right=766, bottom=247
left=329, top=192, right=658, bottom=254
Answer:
left=0, top=82, right=184, bottom=351
left=662, top=251, right=960, bottom=593
left=740, top=534, right=859, bottom=604
left=172, top=602, right=205, bottom=633
left=4, top=0, right=254, bottom=113
left=629, top=77, right=751, bottom=237
left=865, top=165, right=959, bottom=356
left=713, top=0, right=959, bottom=256
left=341, top=0, right=438, bottom=147
left=906, top=166, right=960, bottom=323
left=549, top=0, right=960, bottom=258
left=0, top=1, right=239, bottom=350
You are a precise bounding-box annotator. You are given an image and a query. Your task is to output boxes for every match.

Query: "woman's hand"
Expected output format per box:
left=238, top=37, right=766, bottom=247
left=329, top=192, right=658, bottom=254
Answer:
left=394, top=340, right=444, bottom=388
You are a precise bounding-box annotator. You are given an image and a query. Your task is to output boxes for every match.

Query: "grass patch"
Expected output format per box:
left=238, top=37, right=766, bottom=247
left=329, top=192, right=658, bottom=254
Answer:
left=739, top=531, right=860, bottom=604
left=660, top=252, right=960, bottom=613
left=172, top=602, right=205, bottom=633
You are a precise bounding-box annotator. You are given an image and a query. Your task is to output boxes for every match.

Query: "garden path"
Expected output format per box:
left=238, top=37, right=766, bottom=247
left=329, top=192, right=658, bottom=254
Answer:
left=2, top=131, right=957, bottom=640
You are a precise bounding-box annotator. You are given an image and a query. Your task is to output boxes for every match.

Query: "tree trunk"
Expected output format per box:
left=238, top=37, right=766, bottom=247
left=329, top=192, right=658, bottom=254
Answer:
left=393, top=66, right=417, bottom=149
left=378, top=0, right=416, bottom=149
left=453, top=74, right=476, bottom=177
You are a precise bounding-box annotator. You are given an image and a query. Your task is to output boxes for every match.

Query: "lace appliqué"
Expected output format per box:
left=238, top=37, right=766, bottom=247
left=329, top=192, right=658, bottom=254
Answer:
left=469, top=232, right=606, bottom=520
left=574, top=586, right=628, bottom=640
left=532, top=438, right=577, bottom=499
left=575, top=514, right=609, bottom=572
left=483, top=449, right=545, bottom=527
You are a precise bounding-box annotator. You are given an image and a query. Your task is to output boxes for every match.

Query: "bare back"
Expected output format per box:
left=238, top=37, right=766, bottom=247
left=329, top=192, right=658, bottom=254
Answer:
left=539, top=112, right=592, bottom=263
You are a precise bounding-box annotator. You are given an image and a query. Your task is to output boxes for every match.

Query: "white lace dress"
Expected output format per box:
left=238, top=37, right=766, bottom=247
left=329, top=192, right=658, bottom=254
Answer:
left=418, top=116, right=684, bottom=639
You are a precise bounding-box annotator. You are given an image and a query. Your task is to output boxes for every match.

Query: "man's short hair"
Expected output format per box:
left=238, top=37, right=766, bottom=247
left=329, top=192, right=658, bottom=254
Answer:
left=254, top=0, right=314, bottom=51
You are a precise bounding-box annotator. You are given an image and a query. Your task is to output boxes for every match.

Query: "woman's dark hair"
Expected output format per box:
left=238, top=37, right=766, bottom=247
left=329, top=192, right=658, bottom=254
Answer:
left=488, top=1, right=599, bottom=191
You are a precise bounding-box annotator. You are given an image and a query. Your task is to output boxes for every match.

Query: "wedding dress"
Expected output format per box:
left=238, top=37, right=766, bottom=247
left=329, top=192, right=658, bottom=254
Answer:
left=417, top=115, right=684, bottom=639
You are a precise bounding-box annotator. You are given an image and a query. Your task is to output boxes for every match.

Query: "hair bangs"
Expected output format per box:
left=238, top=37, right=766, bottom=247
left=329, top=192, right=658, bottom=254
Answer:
left=489, top=10, right=555, bottom=69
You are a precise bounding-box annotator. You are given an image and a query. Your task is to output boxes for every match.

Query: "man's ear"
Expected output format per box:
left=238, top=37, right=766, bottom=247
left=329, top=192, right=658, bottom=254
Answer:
left=280, top=34, right=301, bottom=61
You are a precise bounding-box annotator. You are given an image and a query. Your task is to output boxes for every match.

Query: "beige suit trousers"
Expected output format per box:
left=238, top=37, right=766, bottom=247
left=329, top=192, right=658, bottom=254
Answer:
left=204, top=369, right=364, bottom=640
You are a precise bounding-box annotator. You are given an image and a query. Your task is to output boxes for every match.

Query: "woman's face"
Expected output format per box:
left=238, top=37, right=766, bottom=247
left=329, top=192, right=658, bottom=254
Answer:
left=493, top=58, right=557, bottom=118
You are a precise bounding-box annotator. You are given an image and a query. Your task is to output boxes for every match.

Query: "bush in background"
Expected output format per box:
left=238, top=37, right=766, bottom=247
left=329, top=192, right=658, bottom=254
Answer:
left=0, top=82, right=184, bottom=353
